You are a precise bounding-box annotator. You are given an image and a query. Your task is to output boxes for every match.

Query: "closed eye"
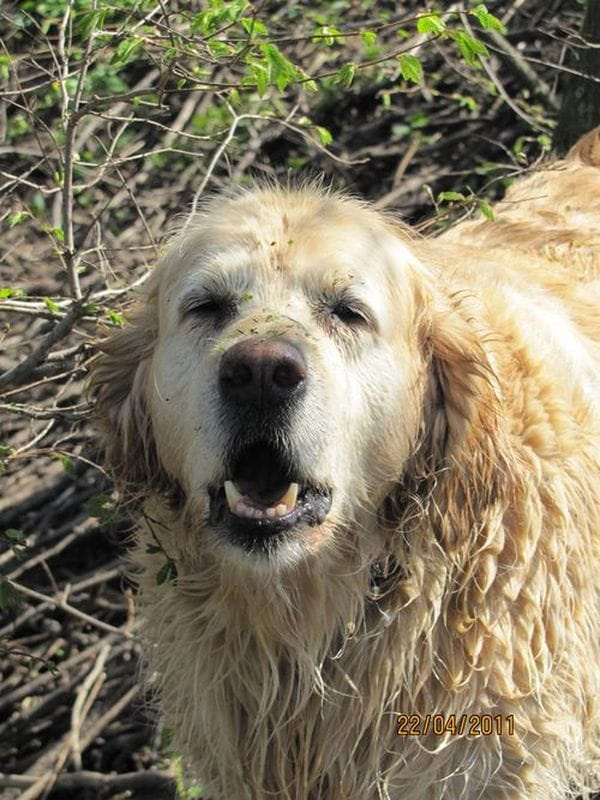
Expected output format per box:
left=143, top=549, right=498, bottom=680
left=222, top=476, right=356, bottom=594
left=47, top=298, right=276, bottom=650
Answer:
left=322, top=291, right=375, bottom=331
left=181, top=294, right=236, bottom=324
left=330, top=302, right=370, bottom=326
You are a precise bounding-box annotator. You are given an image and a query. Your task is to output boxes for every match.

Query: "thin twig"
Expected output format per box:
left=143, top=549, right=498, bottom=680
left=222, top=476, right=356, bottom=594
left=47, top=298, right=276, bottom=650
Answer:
left=70, top=643, right=111, bottom=770
left=7, top=580, right=134, bottom=639
left=459, top=12, right=551, bottom=134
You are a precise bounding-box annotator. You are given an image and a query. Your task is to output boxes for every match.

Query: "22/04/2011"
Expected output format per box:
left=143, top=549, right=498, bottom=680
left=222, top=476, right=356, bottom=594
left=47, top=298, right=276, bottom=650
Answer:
left=396, top=714, right=515, bottom=737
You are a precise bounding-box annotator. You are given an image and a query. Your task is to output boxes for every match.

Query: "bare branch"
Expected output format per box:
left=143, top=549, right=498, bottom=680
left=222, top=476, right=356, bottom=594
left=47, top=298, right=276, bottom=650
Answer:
left=0, top=300, right=86, bottom=392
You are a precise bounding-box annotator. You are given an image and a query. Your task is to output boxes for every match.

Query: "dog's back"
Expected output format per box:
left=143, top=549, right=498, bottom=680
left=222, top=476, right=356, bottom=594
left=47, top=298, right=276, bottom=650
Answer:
left=438, top=127, right=600, bottom=283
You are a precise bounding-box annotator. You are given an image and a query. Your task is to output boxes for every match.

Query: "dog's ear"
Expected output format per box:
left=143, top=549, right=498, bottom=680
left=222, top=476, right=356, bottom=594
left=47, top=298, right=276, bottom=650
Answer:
left=89, top=298, right=165, bottom=496
left=423, top=296, right=513, bottom=550
left=390, top=287, right=515, bottom=557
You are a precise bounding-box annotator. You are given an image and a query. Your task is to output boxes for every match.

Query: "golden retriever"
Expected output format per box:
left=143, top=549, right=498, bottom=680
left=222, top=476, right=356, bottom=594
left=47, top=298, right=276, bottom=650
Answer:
left=91, top=129, right=600, bottom=799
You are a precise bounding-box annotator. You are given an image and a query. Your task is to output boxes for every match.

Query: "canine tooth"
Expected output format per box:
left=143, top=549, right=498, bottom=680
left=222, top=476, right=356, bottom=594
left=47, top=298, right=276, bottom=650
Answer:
left=279, top=483, right=299, bottom=510
left=224, top=480, right=243, bottom=512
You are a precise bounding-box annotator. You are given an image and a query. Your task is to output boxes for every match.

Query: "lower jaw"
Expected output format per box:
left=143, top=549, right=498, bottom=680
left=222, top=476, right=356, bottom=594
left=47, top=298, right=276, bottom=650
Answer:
left=219, top=524, right=299, bottom=557
left=207, top=485, right=333, bottom=555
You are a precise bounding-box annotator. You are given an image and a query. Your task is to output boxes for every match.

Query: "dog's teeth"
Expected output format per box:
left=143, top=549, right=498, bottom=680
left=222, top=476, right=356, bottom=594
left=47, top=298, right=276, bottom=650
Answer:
left=223, top=481, right=300, bottom=519
left=278, top=483, right=299, bottom=511
left=224, top=480, right=243, bottom=511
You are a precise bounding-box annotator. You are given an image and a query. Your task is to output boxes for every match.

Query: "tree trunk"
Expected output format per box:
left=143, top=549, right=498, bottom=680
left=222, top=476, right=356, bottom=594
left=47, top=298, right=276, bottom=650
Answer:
left=554, top=1, right=600, bottom=154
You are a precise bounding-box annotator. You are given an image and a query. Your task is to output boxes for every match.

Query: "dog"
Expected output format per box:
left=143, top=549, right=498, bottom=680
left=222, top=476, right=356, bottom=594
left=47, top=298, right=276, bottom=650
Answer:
left=90, top=129, right=600, bottom=799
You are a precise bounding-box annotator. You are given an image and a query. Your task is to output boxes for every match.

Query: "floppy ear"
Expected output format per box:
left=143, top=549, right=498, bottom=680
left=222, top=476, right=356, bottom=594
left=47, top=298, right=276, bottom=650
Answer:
left=378, top=285, right=522, bottom=666
left=387, top=287, right=515, bottom=557
left=89, top=299, right=167, bottom=496
left=422, top=296, right=513, bottom=551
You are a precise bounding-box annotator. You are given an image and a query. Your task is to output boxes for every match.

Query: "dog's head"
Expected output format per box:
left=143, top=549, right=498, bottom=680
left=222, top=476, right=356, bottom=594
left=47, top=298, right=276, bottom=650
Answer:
left=91, top=186, right=505, bottom=571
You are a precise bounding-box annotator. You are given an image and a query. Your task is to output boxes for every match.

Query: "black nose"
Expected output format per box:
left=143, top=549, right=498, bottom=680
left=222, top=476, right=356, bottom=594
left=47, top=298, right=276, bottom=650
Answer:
left=219, top=339, right=307, bottom=407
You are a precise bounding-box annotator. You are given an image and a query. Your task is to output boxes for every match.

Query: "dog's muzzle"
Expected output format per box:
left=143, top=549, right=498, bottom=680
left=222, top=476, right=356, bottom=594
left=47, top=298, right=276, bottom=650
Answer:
left=208, top=338, right=332, bottom=553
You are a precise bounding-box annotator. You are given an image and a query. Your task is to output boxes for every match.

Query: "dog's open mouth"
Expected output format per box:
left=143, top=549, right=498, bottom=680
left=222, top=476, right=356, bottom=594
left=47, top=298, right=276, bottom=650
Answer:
left=208, top=440, right=332, bottom=547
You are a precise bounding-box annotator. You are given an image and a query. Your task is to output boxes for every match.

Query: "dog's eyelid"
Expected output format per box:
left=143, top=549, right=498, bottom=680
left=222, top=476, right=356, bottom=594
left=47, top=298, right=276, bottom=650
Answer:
left=326, top=293, right=376, bottom=329
left=179, top=292, right=236, bottom=320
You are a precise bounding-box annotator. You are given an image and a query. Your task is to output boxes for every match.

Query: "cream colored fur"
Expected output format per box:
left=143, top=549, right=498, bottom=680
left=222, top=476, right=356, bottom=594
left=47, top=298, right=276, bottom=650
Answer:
left=91, top=129, right=600, bottom=799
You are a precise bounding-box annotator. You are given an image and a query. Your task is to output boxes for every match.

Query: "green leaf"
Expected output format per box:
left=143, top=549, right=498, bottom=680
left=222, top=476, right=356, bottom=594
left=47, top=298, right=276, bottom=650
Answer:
left=259, top=43, right=300, bottom=92
left=416, top=14, right=446, bottom=35
left=110, top=37, right=144, bottom=67
left=7, top=211, right=29, bottom=227
left=398, top=53, right=423, bottom=84
left=57, top=453, right=75, bottom=475
left=313, top=25, right=342, bottom=46
left=470, top=4, right=507, bottom=33
left=537, top=133, right=552, bottom=152
left=450, top=29, right=490, bottom=65
left=206, top=40, right=235, bottom=59
left=452, top=92, right=478, bottom=112
left=513, top=135, right=530, bottom=164
left=156, top=559, right=178, bottom=585
left=0, top=577, right=21, bottom=611
left=408, top=110, right=428, bottom=128
left=192, top=0, right=248, bottom=34
left=479, top=199, right=494, bottom=220
left=315, top=126, right=333, bottom=146
left=361, top=30, right=377, bottom=47
left=438, top=191, right=466, bottom=203
left=5, top=528, right=25, bottom=543
left=43, top=297, right=60, bottom=313
left=160, top=726, right=174, bottom=749
left=87, top=493, right=117, bottom=523
left=79, top=8, right=108, bottom=38
left=335, top=62, right=356, bottom=87
left=106, top=310, right=124, bottom=327
left=253, top=63, right=268, bottom=96
left=240, top=17, right=268, bottom=36
left=0, top=54, right=11, bottom=82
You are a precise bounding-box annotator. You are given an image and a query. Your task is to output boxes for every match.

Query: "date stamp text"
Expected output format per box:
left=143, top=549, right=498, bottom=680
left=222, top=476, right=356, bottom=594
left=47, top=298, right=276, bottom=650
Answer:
left=396, top=714, right=515, bottom=737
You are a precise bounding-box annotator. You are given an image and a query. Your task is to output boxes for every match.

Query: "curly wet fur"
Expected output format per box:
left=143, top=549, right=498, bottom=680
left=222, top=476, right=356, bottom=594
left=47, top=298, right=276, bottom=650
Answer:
left=90, top=130, right=600, bottom=799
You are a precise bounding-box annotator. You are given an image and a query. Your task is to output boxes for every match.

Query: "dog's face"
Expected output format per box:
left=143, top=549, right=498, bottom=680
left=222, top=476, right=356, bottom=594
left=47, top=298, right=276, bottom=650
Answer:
left=125, top=189, right=425, bottom=565
left=93, top=187, right=498, bottom=570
